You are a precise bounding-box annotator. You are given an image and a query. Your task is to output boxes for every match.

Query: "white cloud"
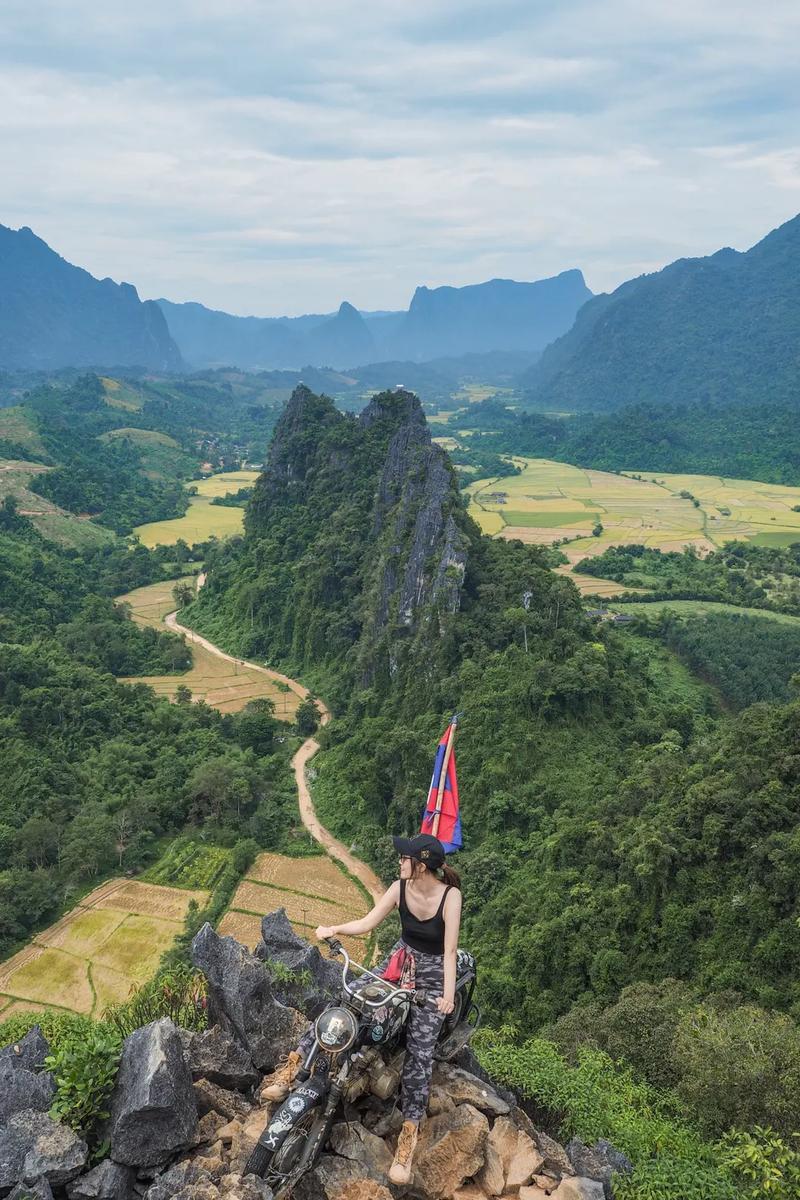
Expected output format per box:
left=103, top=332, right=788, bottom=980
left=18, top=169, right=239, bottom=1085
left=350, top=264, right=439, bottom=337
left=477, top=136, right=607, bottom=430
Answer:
left=1, top=1, right=799, bottom=313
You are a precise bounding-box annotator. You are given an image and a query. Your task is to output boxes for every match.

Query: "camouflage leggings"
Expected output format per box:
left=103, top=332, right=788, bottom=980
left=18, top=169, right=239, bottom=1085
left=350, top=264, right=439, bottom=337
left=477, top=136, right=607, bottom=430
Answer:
left=297, top=941, right=445, bottom=1123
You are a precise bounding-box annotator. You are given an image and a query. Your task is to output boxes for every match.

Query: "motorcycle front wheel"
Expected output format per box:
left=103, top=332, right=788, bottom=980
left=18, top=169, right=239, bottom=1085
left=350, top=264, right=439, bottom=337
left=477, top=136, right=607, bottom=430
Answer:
left=246, top=1109, right=321, bottom=1199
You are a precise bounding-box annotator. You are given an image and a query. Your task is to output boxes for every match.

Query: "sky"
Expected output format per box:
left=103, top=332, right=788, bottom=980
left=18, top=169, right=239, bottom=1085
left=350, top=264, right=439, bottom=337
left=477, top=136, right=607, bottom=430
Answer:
left=2, top=0, right=800, bottom=316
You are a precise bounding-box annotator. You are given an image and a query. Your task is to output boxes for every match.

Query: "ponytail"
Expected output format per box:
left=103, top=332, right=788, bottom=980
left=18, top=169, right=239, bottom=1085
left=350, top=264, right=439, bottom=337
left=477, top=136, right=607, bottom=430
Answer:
left=440, top=863, right=461, bottom=890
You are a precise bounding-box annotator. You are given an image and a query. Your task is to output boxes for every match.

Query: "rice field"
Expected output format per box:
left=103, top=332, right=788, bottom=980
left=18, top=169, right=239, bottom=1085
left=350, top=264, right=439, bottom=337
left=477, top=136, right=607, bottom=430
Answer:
left=468, top=459, right=800, bottom=594
left=134, top=470, right=261, bottom=547
left=0, top=880, right=208, bottom=1017
left=116, top=578, right=300, bottom=717
left=219, top=852, right=370, bottom=964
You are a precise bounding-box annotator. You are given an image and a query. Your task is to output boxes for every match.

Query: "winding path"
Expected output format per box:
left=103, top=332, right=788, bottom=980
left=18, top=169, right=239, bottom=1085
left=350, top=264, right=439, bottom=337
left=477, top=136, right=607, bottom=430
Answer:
left=165, top=611, right=383, bottom=904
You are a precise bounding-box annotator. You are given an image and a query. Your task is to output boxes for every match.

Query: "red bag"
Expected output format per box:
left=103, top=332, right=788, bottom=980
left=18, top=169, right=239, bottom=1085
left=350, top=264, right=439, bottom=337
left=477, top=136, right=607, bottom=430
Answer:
left=381, top=946, right=416, bottom=989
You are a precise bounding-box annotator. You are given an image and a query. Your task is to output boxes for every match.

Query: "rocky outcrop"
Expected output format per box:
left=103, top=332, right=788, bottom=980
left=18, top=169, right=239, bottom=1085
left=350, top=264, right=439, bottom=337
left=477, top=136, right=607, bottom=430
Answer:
left=0, top=1110, right=87, bottom=1189
left=0, top=1026, right=50, bottom=1072
left=191, top=923, right=302, bottom=1072
left=66, top=1159, right=136, bottom=1199
left=255, top=909, right=341, bottom=1014
left=181, top=1026, right=260, bottom=1093
left=0, top=1065, right=56, bottom=1121
left=107, top=1018, right=198, bottom=1168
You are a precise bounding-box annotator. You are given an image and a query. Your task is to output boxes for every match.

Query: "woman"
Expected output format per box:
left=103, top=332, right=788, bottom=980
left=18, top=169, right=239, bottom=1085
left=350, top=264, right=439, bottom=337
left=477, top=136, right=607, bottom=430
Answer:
left=263, top=832, right=462, bottom=1186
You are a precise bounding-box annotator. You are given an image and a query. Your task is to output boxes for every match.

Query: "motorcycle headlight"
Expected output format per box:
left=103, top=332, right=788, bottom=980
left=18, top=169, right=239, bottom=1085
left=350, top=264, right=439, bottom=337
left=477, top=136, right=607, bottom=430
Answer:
left=315, top=1006, right=358, bottom=1053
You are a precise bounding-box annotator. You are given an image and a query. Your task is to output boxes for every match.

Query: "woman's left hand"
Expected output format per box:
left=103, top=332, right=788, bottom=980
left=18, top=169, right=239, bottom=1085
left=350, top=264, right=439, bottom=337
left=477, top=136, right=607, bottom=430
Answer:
left=436, top=995, right=455, bottom=1015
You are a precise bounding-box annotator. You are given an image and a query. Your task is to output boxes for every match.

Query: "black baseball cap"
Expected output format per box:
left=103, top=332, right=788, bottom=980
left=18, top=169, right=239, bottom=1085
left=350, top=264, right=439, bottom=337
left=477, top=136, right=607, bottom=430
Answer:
left=392, top=833, right=446, bottom=870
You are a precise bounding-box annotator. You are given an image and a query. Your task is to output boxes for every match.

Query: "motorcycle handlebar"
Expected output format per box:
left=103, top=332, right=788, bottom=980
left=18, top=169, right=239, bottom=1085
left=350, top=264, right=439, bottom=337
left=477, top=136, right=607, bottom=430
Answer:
left=323, top=937, right=430, bottom=1009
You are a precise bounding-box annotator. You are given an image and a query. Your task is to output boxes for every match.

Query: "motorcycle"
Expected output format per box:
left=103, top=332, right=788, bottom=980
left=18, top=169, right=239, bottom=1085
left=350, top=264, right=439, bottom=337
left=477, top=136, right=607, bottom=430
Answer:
left=245, top=937, right=480, bottom=1198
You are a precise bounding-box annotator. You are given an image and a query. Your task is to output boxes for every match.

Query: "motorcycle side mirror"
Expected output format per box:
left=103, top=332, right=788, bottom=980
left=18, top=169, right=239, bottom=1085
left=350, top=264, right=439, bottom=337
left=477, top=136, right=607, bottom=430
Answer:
left=324, top=937, right=343, bottom=956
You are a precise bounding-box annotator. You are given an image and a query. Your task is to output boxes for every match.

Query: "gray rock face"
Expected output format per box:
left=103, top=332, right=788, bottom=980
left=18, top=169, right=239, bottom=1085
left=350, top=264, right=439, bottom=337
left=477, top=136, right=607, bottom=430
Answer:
left=191, top=924, right=299, bottom=1072
left=0, top=1027, right=50, bottom=1073
left=293, top=1154, right=368, bottom=1200
left=143, top=1159, right=215, bottom=1200
left=255, top=909, right=341, bottom=1014
left=0, top=1110, right=88, bottom=1187
left=108, top=1018, right=198, bottom=1168
left=566, top=1138, right=633, bottom=1199
left=67, top=1158, right=136, bottom=1200
left=182, top=1025, right=259, bottom=1093
left=8, top=1179, right=55, bottom=1200
left=431, top=1062, right=511, bottom=1117
left=0, top=1065, right=57, bottom=1121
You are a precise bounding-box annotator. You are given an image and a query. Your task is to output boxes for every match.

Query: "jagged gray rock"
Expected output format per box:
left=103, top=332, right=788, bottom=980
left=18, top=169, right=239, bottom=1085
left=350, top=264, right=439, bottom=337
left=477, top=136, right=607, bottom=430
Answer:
left=0, top=1110, right=88, bottom=1187
left=143, top=1159, right=216, bottom=1200
left=0, top=1065, right=56, bottom=1121
left=293, top=1154, right=369, bottom=1200
left=0, top=1027, right=50, bottom=1072
left=191, top=923, right=300, bottom=1071
left=255, top=909, right=341, bottom=1014
left=8, top=1179, right=55, bottom=1200
left=108, top=1018, right=197, bottom=1168
left=182, top=1025, right=259, bottom=1092
left=67, top=1159, right=136, bottom=1200
left=329, top=1121, right=394, bottom=1181
left=566, top=1139, right=632, bottom=1199
left=218, top=1174, right=274, bottom=1199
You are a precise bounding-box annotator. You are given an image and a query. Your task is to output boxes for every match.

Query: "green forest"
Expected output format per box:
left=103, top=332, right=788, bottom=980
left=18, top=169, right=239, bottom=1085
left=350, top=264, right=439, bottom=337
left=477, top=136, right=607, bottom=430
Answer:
left=182, top=385, right=800, bottom=1173
left=445, top=397, right=800, bottom=486
left=0, top=512, right=296, bottom=962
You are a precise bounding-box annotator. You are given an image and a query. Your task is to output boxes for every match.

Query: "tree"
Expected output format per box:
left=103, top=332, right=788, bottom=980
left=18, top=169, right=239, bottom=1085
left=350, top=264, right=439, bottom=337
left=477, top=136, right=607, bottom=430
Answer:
left=172, top=582, right=195, bottom=609
left=295, top=697, right=321, bottom=736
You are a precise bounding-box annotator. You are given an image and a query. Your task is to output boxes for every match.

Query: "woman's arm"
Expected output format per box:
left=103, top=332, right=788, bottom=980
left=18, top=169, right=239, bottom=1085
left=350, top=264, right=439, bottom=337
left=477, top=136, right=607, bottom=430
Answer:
left=437, top=888, right=463, bottom=1014
left=315, top=880, right=400, bottom=940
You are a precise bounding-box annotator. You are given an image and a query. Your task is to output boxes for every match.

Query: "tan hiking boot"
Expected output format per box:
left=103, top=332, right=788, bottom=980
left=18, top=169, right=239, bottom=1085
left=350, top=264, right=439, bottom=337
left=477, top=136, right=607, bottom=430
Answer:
left=260, top=1050, right=302, bottom=1102
left=389, top=1120, right=419, bottom=1185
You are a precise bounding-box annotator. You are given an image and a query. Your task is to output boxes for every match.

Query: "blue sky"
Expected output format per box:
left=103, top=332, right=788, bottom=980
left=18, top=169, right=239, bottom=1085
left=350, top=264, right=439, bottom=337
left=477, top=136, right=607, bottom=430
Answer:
left=2, top=0, right=800, bottom=315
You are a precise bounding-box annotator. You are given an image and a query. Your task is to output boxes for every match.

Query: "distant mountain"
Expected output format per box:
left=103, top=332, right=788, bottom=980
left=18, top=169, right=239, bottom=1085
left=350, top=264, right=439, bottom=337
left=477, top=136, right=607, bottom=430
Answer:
left=521, top=213, right=800, bottom=411
left=0, top=225, right=182, bottom=372
left=158, top=270, right=591, bottom=370
left=389, top=271, right=592, bottom=360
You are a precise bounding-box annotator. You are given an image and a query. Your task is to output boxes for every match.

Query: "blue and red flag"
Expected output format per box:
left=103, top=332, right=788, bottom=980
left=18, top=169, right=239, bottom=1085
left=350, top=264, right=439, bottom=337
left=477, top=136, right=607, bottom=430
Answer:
left=420, top=718, right=463, bottom=853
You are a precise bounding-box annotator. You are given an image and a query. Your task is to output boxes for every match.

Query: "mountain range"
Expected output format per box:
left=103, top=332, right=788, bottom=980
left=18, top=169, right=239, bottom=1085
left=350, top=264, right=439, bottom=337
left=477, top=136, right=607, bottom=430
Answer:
left=0, top=224, right=182, bottom=372
left=157, top=270, right=592, bottom=370
left=522, top=212, right=800, bottom=411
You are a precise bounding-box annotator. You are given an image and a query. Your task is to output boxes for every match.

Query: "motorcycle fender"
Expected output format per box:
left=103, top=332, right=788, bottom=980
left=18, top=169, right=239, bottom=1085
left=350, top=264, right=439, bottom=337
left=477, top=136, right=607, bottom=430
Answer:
left=257, top=1076, right=327, bottom=1155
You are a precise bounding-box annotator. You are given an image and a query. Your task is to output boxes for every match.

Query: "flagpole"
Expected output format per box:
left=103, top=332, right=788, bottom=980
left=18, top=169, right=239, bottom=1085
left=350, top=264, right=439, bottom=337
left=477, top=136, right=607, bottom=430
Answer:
left=431, top=717, right=457, bottom=840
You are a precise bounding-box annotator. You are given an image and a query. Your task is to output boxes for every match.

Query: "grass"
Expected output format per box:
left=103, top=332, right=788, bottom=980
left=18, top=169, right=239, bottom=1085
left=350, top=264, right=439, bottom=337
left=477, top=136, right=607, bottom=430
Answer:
left=503, top=509, right=592, bottom=527
left=133, top=469, right=261, bottom=547
left=100, top=377, right=144, bottom=411
left=0, top=879, right=206, bottom=1017
left=0, top=458, right=115, bottom=549
left=0, top=406, right=47, bottom=456
left=610, top=599, right=800, bottom=626
left=118, top=578, right=301, bottom=717
left=99, top=427, right=180, bottom=448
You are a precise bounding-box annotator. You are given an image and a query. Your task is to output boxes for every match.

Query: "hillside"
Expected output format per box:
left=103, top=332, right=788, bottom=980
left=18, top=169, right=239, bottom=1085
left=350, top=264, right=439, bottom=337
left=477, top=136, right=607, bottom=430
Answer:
left=158, top=271, right=591, bottom=370
left=0, top=225, right=182, bottom=372
left=522, top=212, right=800, bottom=411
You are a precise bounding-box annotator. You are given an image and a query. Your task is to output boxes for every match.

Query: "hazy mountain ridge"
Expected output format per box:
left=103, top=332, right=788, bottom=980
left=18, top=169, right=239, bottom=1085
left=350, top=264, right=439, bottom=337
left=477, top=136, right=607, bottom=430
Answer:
left=158, top=271, right=591, bottom=370
left=0, top=225, right=183, bottom=372
left=522, top=212, right=800, bottom=410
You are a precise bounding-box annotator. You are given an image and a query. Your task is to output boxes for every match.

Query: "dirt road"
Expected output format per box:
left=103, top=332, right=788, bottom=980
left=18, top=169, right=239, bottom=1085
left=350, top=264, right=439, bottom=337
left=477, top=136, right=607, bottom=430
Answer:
left=166, top=611, right=384, bottom=904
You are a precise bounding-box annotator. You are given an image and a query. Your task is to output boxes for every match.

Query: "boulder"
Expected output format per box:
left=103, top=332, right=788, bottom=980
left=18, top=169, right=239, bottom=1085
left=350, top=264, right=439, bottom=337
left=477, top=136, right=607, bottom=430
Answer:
left=0, top=1110, right=88, bottom=1186
left=552, top=1180, right=605, bottom=1200
left=8, top=1180, right=55, bottom=1200
left=332, top=1185, right=392, bottom=1200
left=194, top=1111, right=231, bottom=1148
left=0, top=1065, right=56, bottom=1121
left=430, top=1063, right=511, bottom=1117
left=453, top=1186, right=491, bottom=1200
left=294, top=1154, right=369, bottom=1200
left=182, top=1026, right=260, bottom=1093
left=565, top=1140, right=632, bottom=1199
left=475, top=1141, right=504, bottom=1196
left=108, top=1018, right=198, bottom=1168
left=67, top=1159, right=136, bottom=1199
left=256, top=910, right=342, bottom=1013
left=218, top=1174, right=274, bottom=1199
left=534, top=1130, right=575, bottom=1178
left=0, top=1027, right=50, bottom=1072
left=191, top=924, right=300, bottom=1071
left=329, top=1122, right=394, bottom=1181
left=143, top=1160, right=217, bottom=1200
left=427, top=1084, right=456, bottom=1116
left=194, top=1079, right=252, bottom=1122
left=485, top=1114, right=544, bottom=1189
left=414, top=1103, right=489, bottom=1199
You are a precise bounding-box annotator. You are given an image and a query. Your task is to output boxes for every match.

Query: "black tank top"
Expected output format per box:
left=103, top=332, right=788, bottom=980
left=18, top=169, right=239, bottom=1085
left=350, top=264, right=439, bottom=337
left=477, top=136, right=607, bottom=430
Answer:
left=399, top=879, right=451, bottom=956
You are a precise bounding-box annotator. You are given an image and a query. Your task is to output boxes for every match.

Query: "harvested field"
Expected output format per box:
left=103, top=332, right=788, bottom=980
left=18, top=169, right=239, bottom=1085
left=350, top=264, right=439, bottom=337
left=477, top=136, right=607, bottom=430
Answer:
left=117, top=580, right=300, bottom=718
left=0, top=878, right=208, bottom=1017
left=223, top=852, right=370, bottom=963
left=134, top=470, right=260, bottom=547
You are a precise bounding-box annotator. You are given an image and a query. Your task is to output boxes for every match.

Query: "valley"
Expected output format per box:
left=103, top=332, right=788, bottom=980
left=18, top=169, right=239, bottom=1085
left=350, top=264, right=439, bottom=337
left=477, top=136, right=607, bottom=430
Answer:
left=133, top=470, right=261, bottom=547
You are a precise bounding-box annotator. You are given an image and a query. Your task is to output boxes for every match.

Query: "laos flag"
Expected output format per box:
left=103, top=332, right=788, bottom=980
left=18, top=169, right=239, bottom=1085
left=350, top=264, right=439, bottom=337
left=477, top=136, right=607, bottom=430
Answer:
left=420, top=719, right=463, bottom=853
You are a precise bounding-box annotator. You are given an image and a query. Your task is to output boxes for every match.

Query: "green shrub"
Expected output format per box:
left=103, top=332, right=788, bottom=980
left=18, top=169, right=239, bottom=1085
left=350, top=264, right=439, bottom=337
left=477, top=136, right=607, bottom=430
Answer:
left=474, top=1027, right=737, bottom=1200
left=104, top=965, right=207, bottom=1038
left=673, top=1005, right=800, bottom=1136
left=46, top=1024, right=121, bottom=1141
left=0, top=1010, right=98, bottom=1056
left=718, top=1127, right=800, bottom=1200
